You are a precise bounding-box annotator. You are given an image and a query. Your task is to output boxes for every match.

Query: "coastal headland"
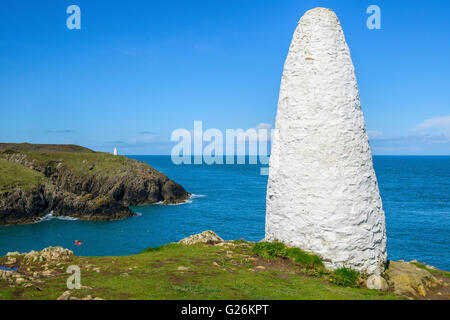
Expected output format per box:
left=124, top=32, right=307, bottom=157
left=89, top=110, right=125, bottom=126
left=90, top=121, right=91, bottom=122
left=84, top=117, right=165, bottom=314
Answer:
left=0, top=143, right=190, bottom=225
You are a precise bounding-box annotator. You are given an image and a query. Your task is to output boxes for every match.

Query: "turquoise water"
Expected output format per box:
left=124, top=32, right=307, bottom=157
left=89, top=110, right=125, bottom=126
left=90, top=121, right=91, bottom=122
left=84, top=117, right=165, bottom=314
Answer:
left=0, top=156, right=449, bottom=270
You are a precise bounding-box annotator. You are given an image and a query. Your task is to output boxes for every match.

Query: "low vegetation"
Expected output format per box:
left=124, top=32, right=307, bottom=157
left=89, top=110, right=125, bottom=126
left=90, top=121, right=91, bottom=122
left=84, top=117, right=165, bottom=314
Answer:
left=252, top=242, right=324, bottom=270
left=328, top=268, right=361, bottom=288
left=10, top=151, right=130, bottom=177
left=411, top=261, right=450, bottom=279
left=252, top=241, right=361, bottom=288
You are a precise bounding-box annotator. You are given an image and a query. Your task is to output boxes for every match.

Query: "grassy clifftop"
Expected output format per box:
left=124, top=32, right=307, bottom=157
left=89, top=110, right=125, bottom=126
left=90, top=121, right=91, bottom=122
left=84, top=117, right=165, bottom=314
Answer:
left=0, top=158, right=45, bottom=192
left=0, top=151, right=128, bottom=193
left=0, top=143, right=94, bottom=154
left=1, top=232, right=448, bottom=300
left=9, top=150, right=132, bottom=177
left=0, top=143, right=131, bottom=178
left=0, top=241, right=400, bottom=300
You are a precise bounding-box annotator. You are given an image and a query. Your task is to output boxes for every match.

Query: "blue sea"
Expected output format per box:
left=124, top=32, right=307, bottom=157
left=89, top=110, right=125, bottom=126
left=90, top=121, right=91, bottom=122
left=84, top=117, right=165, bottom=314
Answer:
left=0, top=156, right=449, bottom=270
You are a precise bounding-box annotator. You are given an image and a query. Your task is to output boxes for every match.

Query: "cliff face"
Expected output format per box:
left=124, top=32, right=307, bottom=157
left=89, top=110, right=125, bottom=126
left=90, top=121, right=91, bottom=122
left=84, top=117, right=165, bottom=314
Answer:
left=0, top=143, right=190, bottom=225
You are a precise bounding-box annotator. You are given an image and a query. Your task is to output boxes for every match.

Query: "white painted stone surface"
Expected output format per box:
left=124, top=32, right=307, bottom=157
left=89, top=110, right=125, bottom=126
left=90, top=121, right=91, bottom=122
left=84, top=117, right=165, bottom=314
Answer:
left=266, top=8, right=387, bottom=275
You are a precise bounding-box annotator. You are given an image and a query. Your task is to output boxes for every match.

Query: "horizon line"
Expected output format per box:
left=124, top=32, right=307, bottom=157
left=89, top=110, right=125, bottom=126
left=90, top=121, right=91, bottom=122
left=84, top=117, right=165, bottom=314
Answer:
left=123, top=154, right=450, bottom=157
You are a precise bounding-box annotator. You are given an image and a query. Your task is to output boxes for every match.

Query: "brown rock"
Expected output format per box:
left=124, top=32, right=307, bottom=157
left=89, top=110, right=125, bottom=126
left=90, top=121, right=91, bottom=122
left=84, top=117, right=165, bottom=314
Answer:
left=387, top=261, right=440, bottom=297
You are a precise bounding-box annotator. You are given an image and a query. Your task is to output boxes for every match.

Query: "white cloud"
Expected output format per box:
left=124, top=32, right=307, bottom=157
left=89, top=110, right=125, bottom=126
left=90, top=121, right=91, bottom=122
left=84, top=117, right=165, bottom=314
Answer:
left=413, top=115, right=450, bottom=136
left=369, top=131, right=450, bottom=155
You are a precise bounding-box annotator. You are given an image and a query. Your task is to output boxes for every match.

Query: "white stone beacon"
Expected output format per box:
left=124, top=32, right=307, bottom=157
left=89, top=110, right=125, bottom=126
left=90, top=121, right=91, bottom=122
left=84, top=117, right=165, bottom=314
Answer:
left=113, top=148, right=118, bottom=156
left=265, top=8, right=387, bottom=275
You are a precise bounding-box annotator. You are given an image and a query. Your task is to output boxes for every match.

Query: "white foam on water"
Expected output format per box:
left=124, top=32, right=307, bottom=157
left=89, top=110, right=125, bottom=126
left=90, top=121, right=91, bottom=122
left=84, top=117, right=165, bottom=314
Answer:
left=167, top=200, right=192, bottom=206
left=191, top=194, right=207, bottom=199
left=55, top=216, right=79, bottom=221
left=169, top=194, right=207, bottom=205
left=37, top=211, right=79, bottom=223
left=152, top=194, right=207, bottom=206
left=38, top=212, right=54, bottom=222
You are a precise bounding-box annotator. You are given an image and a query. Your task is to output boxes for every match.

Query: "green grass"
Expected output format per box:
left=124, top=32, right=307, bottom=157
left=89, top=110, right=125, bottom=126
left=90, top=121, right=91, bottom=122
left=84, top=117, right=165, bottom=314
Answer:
left=0, top=143, right=93, bottom=153
left=284, top=247, right=325, bottom=270
left=411, top=262, right=450, bottom=279
left=252, top=242, right=287, bottom=259
left=0, top=148, right=135, bottom=190
left=0, top=242, right=400, bottom=300
left=328, top=268, right=360, bottom=288
left=253, top=242, right=365, bottom=288
left=19, top=151, right=131, bottom=177
left=253, top=242, right=324, bottom=270
left=0, top=149, right=133, bottom=192
left=0, top=158, right=45, bottom=192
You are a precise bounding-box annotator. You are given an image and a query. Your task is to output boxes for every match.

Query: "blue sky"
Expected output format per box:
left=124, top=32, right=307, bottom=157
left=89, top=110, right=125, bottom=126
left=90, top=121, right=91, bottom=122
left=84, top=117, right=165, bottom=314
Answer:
left=0, top=0, right=449, bottom=155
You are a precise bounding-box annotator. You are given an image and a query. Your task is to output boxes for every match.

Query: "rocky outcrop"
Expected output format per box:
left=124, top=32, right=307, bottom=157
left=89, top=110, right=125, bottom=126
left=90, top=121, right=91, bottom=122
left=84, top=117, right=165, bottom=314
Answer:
left=0, top=143, right=190, bottom=225
left=265, top=8, right=387, bottom=275
left=1, top=247, right=104, bottom=299
left=179, top=231, right=224, bottom=245
left=0, top=187, right=49, bottom=225
left=387, top=261, right=442, bottom=297
left=6, top=246, right=74, bottom=264
left=1, top=247, right=74, bottom=287
left=0, top=184, right=135, bottom=225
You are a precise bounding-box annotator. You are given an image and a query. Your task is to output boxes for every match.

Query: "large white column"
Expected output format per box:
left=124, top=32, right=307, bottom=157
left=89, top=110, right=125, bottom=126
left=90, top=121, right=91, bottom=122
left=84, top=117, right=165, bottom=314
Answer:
left=266, top=8, right=387, bottom=275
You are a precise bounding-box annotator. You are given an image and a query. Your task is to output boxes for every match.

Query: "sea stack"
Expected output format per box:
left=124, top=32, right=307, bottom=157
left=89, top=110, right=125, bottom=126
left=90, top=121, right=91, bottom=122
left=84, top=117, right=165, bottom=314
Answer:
left=266, top=8, right=387, bottom=275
